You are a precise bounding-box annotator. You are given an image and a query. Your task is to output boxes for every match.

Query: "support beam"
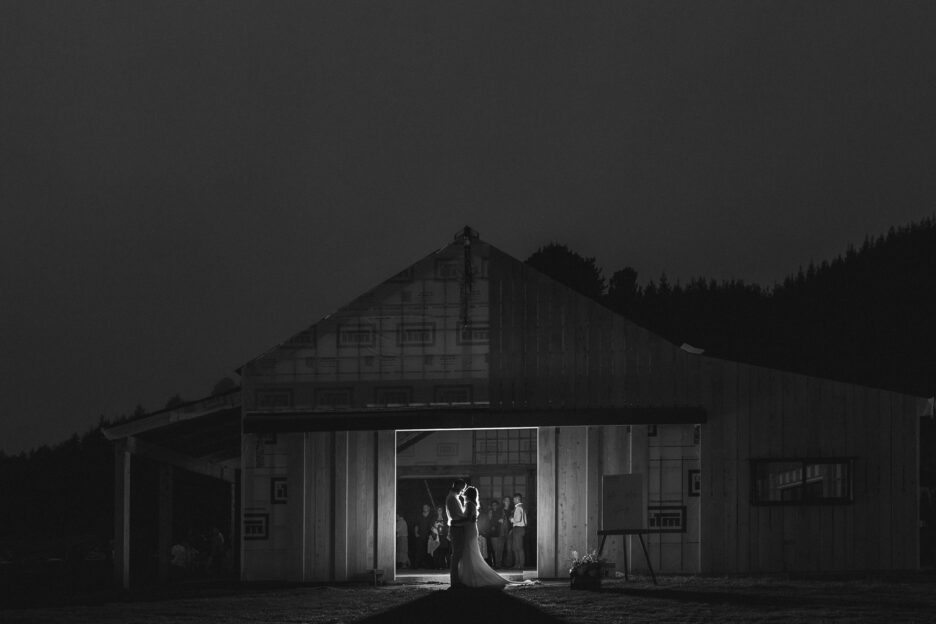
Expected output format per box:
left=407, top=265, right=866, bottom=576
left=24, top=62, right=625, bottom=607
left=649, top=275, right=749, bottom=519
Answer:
left=376, top=430, right=396, bottom=582
left=113, top=440, right=131, bottom=589
left=230, top=479, right=237, bottom=579
left=101, top=394, right=240, bottom=440
left=396, top=431, right=434, bottom=453
left=157, top=464, right=174, bottom=583
left=333, top=431, right=349, bottom=582
left=245, top=405, right=707, bottom=433
left=126, top=436, right=236, bottom=483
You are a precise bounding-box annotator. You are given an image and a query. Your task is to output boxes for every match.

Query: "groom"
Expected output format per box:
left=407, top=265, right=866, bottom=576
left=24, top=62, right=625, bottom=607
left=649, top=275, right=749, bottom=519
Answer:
left=444, top=478, right=469, bottom=588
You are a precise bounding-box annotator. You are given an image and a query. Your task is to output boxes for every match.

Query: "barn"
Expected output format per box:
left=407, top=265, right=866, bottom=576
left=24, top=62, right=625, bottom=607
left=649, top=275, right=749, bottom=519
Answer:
left=106, top=228, right=927, bottom=587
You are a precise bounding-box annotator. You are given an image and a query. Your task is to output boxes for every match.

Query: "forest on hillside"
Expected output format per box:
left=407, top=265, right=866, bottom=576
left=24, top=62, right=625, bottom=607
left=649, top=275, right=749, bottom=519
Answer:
left=527, top=216, right=936, bottom=399
left=2, top=219, right=934, bottom=565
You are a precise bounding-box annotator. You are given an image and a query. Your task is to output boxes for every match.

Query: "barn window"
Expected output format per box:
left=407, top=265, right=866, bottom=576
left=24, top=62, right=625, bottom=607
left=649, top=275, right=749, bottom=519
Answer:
left=375, top=386, right=413, bottom=405
left=338, top=324, right=376, bottom=348
left=457, top=324, right=490, bottom=345
left=750, top=458, right=853, bottom=505
left=434, top=385, right=472, bottom=404
left=474, top=429, right=535, bottom=465
left=315, top=388, right=352, bottom=408
left=398, top=322, right=436, bottom=346
left=255, top=389, right=292, bottom=409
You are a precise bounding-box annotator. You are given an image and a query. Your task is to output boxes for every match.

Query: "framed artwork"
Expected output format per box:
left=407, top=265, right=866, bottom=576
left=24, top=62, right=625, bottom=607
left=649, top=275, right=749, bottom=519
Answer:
left=270, top=477, right=287, bottom=504
left=688, top=469, right=701, bottom=497
left=244, top=513, right=269, bottom=540
left=648, top=506, right=687, bottom=533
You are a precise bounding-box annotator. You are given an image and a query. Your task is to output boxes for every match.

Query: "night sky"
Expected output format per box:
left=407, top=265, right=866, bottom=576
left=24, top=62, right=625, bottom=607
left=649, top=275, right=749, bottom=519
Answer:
left=2, top=1, right=935, bottom=454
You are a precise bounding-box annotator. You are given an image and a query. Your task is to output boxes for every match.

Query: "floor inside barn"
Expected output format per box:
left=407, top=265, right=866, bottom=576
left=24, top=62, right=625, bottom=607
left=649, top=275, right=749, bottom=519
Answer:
left=395, top=567, right=535, bottom=583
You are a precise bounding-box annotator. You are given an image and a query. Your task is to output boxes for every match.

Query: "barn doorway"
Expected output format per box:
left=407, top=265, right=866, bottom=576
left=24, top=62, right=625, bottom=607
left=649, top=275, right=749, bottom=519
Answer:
left=394, top=428, right=537, bottom=578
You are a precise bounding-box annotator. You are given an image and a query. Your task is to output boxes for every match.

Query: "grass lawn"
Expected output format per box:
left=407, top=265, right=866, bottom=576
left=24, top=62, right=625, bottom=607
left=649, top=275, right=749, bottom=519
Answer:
left=3, top=574, right=936, bottom=623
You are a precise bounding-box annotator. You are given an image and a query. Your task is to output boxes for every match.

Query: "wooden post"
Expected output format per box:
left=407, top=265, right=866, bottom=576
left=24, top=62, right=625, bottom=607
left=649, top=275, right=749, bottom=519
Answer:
left=537, top=426, right=557, bottom=578
left=113, top=439, right=132, bottom=589
left=287, top=433, right=306, bottom=581
left=376, top=430, right=396, bottom=582
left=157, top=464, right=173, bottom=584
left=230, top=474, right=239, bottom=579
left=333, top=431, right=349, bottom=582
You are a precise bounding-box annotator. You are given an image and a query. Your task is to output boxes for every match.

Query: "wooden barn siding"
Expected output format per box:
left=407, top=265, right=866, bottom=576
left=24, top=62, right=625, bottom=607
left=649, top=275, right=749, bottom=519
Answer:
left=342, top=430, right=396, bottom=581
left=701, top=363, right=920, bottom=574
left=487, top=247, right=696, bottom=409
left=487, top=246, right=919, bottom=574
left=490, top=248, right=707, bottom=576
left=252, top=430, right=395, bottom=583
left=537, top=425, right=631, bottom=579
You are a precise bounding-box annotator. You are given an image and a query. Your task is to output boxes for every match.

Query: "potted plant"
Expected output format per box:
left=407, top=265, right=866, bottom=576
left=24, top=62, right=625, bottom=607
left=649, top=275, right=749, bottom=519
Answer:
left=569, top=549, right=604, bottom=590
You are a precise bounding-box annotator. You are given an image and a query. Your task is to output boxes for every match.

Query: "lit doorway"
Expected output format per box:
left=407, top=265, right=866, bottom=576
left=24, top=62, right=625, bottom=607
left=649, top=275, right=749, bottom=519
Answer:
left=395, top=428, right=537, bottom=578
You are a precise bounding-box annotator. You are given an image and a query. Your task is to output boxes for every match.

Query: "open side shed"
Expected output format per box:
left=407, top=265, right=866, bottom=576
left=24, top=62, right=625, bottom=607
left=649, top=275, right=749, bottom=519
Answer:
left=103, top=389, right=241, bottom=588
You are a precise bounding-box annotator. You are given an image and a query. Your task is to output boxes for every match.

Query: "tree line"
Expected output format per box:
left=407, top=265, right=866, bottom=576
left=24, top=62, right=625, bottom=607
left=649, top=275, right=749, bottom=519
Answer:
left=0, top=380, right=236, bottom=558
left=527, top=216, right=936, bottom=398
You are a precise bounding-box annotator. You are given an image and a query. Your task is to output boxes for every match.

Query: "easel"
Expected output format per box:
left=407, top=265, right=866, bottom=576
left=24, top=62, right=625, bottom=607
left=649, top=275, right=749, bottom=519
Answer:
left=597, top=529, right=657, bottom=585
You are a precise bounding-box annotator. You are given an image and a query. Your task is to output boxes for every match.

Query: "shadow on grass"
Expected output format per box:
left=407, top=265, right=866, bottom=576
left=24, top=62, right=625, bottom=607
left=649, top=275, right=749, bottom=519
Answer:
left=356, top=588, right=568, bottom=624
left=599, top=586, right=935, bottom=613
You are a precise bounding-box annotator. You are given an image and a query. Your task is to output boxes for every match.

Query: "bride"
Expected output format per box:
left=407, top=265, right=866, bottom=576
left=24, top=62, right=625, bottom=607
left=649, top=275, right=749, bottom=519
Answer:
left=458, top=486, right=510, bottom=589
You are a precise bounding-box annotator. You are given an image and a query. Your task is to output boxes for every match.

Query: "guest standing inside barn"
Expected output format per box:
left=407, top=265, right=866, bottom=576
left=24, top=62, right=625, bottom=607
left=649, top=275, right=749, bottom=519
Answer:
left=395, top=513, right=410, bottom=569
left=510, top=493, right=527, bottom=569
left=413, top=504, right=433, bottom=569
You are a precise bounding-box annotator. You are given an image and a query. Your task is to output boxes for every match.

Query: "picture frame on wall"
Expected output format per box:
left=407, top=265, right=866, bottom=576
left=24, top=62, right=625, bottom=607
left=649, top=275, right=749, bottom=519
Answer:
left=688, top=469, right=701, bottom=497
left=271, top=477, right=287, bottom=504
left=244, top=513, right=269, bottom=540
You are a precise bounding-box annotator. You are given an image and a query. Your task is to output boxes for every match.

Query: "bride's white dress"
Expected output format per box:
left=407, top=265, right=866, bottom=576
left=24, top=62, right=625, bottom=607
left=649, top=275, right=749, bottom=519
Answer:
left=458, top=502, right=509, bottom=589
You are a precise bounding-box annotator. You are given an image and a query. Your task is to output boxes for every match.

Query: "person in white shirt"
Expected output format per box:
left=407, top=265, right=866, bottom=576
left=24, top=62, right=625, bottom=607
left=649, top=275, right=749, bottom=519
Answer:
left=510, top=493, right=527, bottom=569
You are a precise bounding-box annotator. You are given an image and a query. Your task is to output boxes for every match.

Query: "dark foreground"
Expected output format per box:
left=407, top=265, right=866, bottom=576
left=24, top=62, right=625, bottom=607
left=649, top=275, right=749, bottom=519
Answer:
left=3, top=574, right=936, bottom=623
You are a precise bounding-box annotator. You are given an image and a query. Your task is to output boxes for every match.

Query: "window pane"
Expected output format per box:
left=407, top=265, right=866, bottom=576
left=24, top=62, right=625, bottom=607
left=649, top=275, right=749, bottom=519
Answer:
left=805, top=462, right=850, bottom=499
left=753, top=461, right=804, bottom=503
left=752, top=459, right=852, bottom=505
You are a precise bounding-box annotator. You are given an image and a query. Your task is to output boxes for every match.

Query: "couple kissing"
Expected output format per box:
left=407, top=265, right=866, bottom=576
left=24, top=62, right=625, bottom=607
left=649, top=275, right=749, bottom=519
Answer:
left=445, top=479, right=512, bottom=590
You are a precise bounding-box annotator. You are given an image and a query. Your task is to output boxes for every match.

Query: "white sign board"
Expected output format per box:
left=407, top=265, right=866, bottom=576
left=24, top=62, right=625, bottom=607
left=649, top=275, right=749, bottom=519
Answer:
left=602, top=474, right=647, bottom=530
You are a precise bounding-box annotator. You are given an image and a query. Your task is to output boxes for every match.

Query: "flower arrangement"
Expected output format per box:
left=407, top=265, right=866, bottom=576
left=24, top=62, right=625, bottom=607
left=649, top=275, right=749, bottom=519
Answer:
left=569, top=548, right=605, bottom=590
left=568, top=548, right=604, bottom=575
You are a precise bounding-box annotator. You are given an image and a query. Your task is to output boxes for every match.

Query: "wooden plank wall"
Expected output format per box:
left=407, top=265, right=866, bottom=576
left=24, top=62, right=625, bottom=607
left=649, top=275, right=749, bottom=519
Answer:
left=538, top=425, right=605, bottom=579
left=375, top=430, right=396, bottom=580
left=702, top=363, right=921, bottom=574
left=487, top=247, right=696, bottom=410
left=308, top=432, right=334, bottom=580
left=537, top=424, right=640, bottom=579
left=241, top=429, right=396, bottom=583
left=488, top=244, right=920, bottom=574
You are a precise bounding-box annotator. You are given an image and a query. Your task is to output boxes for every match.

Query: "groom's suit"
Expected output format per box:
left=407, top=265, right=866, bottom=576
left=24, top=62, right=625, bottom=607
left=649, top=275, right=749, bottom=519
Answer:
left=445, top=489, right=468, bottom=587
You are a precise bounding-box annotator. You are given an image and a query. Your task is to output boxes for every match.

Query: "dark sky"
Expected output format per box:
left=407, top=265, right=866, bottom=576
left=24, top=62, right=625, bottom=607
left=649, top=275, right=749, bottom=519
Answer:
left=2, top=1, right=935, bottom=454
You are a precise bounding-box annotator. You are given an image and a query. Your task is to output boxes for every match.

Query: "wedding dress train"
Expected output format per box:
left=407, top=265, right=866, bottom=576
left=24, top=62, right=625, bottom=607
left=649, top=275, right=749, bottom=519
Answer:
left=457, top=505, right=509, bottom=589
